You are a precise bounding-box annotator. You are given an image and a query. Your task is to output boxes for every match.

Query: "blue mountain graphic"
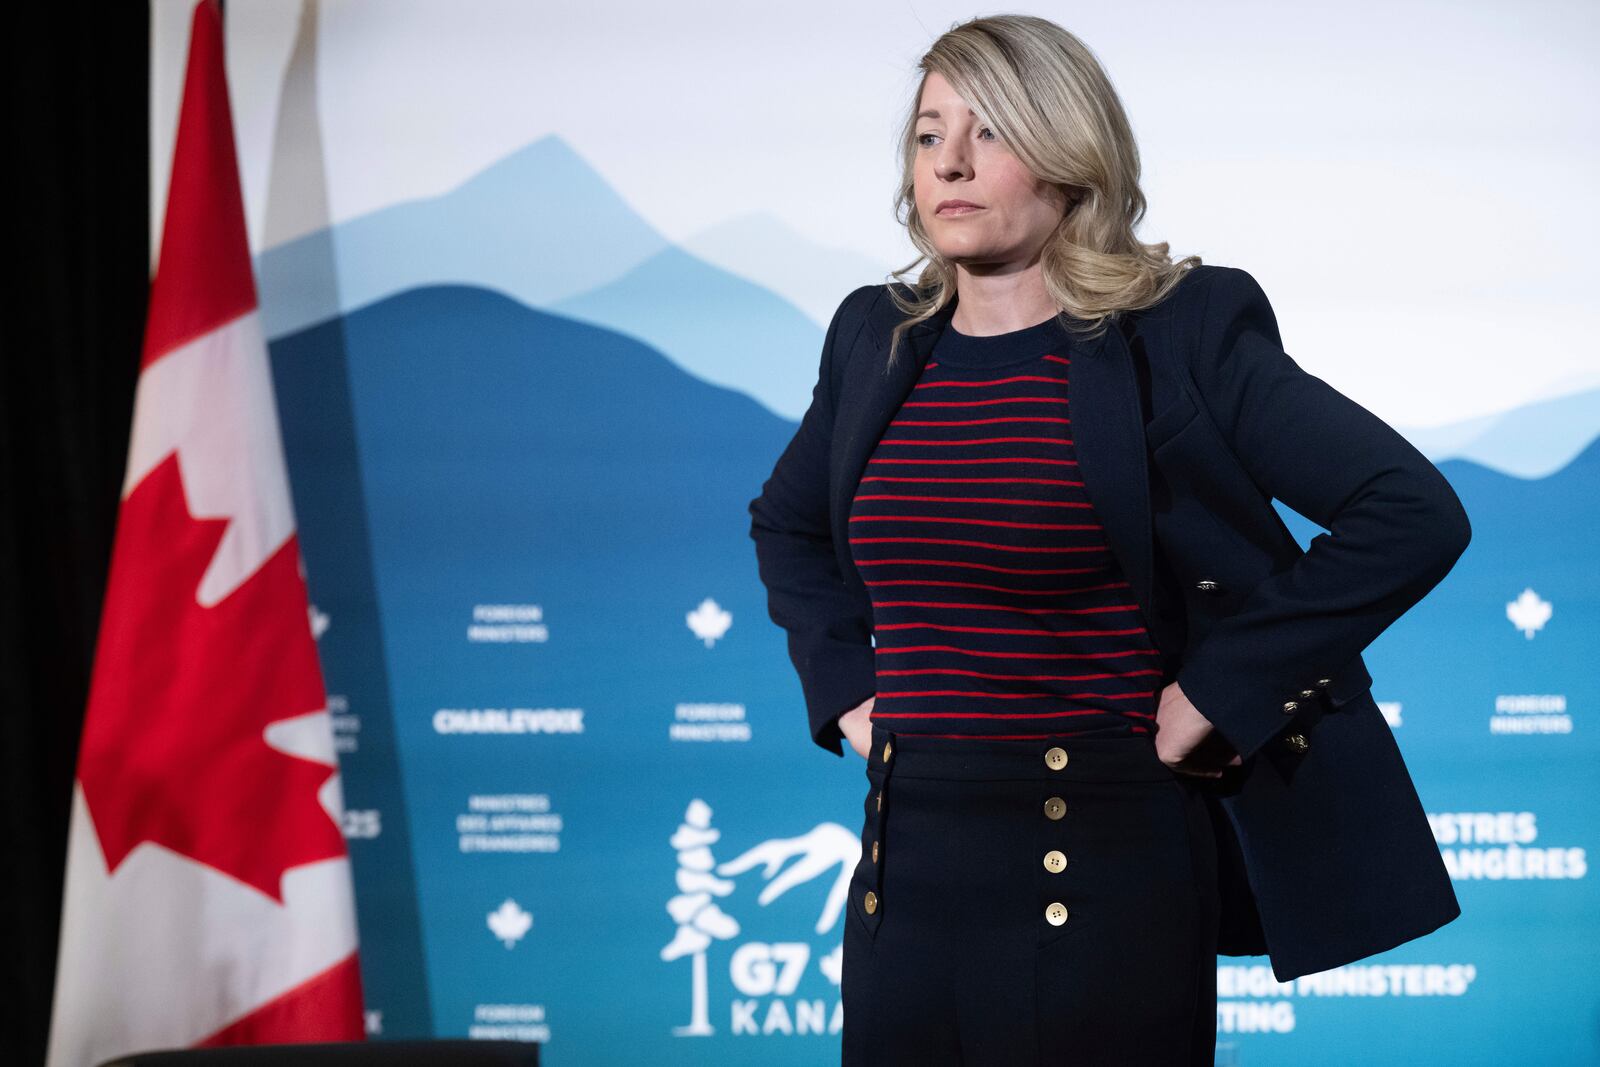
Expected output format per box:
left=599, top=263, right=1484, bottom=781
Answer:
left=271, top=281, right=1596, bottom=766
left=254, top=134, right=832, bottom=422
left=255, top=132, right=1600, bottom=473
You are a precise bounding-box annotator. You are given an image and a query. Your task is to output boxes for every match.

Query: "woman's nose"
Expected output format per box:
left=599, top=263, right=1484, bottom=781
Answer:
left=935, top=152, right=968, bottom=180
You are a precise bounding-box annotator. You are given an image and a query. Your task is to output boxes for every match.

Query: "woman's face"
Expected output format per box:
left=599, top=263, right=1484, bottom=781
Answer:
left=912, top=72, right=1069, bottom=272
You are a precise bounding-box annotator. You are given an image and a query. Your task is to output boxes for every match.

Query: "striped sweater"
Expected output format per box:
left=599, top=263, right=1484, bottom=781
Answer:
left=846, top=311, right=1162, bottom=740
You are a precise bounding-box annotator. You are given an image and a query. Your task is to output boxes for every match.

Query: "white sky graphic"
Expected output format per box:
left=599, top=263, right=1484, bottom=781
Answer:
left=151, top=0, right=1600, bottom=427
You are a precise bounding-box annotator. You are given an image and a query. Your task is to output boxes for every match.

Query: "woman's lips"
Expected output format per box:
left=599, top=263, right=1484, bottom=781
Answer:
left=937, top=203, right=983, bottom=216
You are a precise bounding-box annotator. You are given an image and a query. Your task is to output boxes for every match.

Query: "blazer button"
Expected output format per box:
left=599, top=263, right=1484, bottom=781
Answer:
left=1283, top=733, right=1309, bottom=753
left=1281, top=700, right=1300, bottom=715
left=1298, top=689, right=1319, bottom=700
left=1314, top=677, right=1332, bottom=689
left=1044, top=746, right=1069, bottom=770
left=1195, top=579, right=1220, bottom=593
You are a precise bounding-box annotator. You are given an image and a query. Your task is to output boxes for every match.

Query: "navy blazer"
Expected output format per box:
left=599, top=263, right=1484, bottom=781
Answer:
left=748, top=264, right=1471, bottom=980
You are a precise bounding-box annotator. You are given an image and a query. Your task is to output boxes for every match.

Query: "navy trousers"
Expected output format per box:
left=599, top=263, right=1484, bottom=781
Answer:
left=841, top=721, right=1220, bottom=1065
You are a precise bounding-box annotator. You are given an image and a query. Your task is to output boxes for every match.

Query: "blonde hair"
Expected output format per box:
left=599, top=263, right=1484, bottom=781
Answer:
left=885, top=13, right=1201, bottom=366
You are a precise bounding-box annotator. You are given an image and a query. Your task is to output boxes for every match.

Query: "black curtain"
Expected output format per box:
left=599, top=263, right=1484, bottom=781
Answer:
left=4, top=2, right=150, bottom=1061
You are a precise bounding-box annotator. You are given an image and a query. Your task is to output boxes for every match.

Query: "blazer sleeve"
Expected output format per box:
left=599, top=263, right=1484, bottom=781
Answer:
left=748, top=284, right=880, bottom=757
left=1172, top=266, right=1472, bottom=762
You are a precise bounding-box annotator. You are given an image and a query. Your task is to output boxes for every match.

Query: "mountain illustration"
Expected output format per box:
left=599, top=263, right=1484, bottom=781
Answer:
left=677, top=210, right=886, bottom=326
left=256, top=132, right=1600, bottom=470
left=254, top=134, right=878, bottom=422
left=1397, top=385, right=1600, bottom=479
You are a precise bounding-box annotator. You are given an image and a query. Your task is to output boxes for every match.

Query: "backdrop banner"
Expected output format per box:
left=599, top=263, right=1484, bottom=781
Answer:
left=152, top=4, right=1600, bottom=1064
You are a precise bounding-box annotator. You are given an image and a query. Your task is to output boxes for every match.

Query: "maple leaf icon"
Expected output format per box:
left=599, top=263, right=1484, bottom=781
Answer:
left=1505, top=587, right=1552, bottom=639
left=686, top=597, right=732, bottom=648
left=77, top=452, right=346, bottom=902
left=488, top=899, right=533, bottom=948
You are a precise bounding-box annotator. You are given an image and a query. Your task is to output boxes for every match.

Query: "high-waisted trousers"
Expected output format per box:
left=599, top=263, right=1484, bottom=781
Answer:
left=841, top=720, right=1221, bottom=1066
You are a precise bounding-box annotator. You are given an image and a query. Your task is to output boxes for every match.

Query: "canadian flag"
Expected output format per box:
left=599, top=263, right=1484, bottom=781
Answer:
left=46, top=3, right=364, bottom=1064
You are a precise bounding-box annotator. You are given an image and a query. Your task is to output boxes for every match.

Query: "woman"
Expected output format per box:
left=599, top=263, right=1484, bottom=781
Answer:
left=748, top=14, right=1470, bottom=1066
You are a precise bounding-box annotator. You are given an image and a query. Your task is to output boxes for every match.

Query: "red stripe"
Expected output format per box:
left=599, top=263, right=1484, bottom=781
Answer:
left=850, top=539, right=1103, bottom=555
left=870, top=600, right=1138, bottom=615
left=196, top=951, right=364, bottom=1046
left=917, top=375, right=1068, bottom=388
left=875, top=689, right=1156, bottom=700
left=874, top=623, right=1150, bottom=637
left=850, top=536, right=1104, bottom=553
left=143, top=0, right=258, bottom=368
left=854, top=494, right=1093, bottom=508
left=889, top=416, right=1072, bottom=427
left=866, top=457, right=1079, bottom=467
left=854, top=558, right=1105, bottom=574
left=852, top=515, right=1102, bottom=532
left=876, top=645, right=1159, bottom=660
left=878, top=436, right=1075, bottom=447
left=876, top=668, right=1164, bottom=682
left=858, top=476, right=1088, bottom=487
left=863, top=578, right=1129, bottom=595
left=901, top=396, right=1068, bottom=407
left=871, top=705, right=1157, bottom=718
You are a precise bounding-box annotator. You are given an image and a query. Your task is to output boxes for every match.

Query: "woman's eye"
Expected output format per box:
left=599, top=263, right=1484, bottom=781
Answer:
left=917, top=129, right=995, bottom=147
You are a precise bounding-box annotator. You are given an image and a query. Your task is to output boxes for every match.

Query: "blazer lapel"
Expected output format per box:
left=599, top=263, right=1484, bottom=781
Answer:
left=828, top=297, right=954, bottom=585
left=827, top=293, right=1159, bottom=652
left=1067, top=319, right=1157, bottom=643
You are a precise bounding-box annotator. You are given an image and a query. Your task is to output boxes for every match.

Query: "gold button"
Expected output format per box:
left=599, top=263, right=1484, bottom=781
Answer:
left=1315, top=677, right=1332, bottom=689
left=1299, top=689, right=1318, bottom=700
left=1043, top=796, right=1067, bottom=820
left=871, top=840, right=879, bottom=863
left=876, top=790, right=882, bottom=812
left=1044, top=746, right=1068, bottom=770
left=1195, top=579, right=1219, bottom=593
left=1283, top=733, right=1309, bottom=753
left=1045, top=901, right=1069, bottom=926
left=863, top=890, right=878, bottom=914
left=1281, top=700, right=1299, bottom=715
left=882, top=741, right=893, bottom=763
left=1043, top=849, right=1068, bottom=873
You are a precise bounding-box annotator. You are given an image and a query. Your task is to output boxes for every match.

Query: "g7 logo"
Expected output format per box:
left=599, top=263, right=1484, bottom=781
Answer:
left=729, top=943, right=810, bottom=997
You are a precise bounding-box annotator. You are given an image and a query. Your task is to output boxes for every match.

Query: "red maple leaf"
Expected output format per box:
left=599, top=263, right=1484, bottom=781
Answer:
left=78, top=450, right=347, bottom=902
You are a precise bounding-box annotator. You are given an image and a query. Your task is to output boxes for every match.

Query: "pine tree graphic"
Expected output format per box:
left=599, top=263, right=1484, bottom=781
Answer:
left=660, top=798, right=739, bottom=1036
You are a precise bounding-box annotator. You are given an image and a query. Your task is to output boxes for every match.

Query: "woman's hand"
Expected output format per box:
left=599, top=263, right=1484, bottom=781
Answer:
left=838, top=696, right=875, bottom=759
left=1154, top=680, right=1244, bottom=778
